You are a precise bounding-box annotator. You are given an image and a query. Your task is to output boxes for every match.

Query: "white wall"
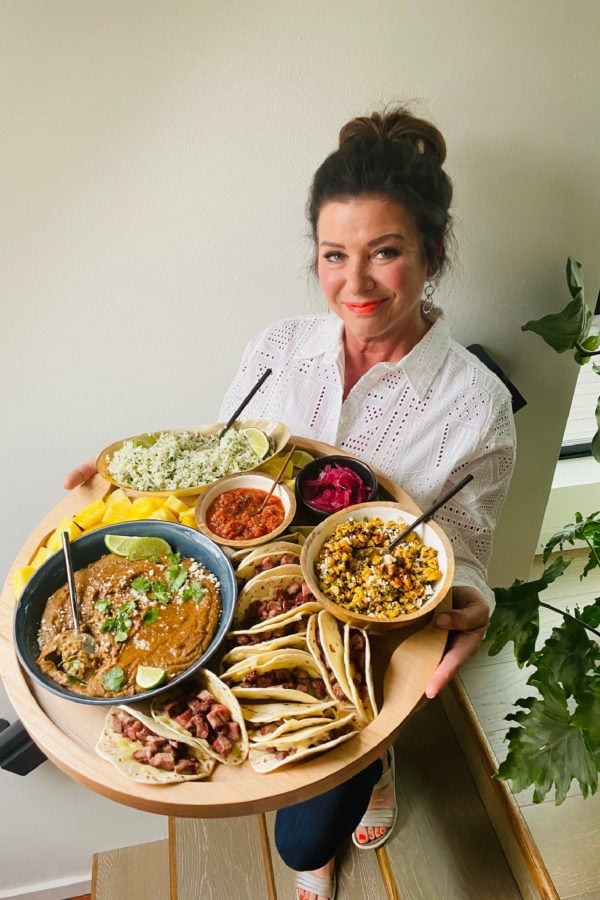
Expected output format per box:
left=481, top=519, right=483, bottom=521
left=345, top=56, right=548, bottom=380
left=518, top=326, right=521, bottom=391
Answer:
left=1, top=1, right=598, bottom=895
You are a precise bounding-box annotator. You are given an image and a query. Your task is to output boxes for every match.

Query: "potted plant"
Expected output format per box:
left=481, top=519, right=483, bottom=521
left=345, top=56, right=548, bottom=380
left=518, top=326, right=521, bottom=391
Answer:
left=486, top=258, right=600, bottom=804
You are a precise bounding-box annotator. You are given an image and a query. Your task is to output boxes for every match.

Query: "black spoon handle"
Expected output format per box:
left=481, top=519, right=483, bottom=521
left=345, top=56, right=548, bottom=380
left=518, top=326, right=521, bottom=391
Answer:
left=387, top=473, right=474, bottom=551
left=218, top=367, right=273, bottom=439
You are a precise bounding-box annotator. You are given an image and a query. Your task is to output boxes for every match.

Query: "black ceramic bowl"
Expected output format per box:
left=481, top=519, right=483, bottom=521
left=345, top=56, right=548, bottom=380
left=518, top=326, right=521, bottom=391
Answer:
left=294, top=454, right=378, bottom=524
left=14, top=520, right=237, bottom=706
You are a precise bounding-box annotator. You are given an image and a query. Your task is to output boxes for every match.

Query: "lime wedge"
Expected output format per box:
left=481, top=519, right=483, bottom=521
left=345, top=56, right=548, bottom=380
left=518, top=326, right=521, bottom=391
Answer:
left=241, top=427, right=270, bottom=459
left=104, top=534, right=173, bottom=559
left=135, top=665, right=167, bottom=690
left=291, top=449, right=315, bottom=470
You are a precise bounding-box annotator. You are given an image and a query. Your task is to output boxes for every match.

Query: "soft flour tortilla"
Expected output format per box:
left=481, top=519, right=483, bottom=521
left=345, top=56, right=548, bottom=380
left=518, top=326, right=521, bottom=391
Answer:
left=235, top=541, right=303, bottom=584
left=220, top=632, right=308, bottom=669
left=344, top=624, right=378, bottom=724
left=240, top=699, right=338, bottom=724
left=96, top=705, right=215, bottom=784
left=150, top=668, right=249, bottom=766
left=233, top=565, right=320, bottom=630
left=229, top=531, right=305, bottom=566
left=248, top=712, right=358, bottom=773
left=306, top=611, right=354, bottom=705
left=221, top=648, right=327, bottom=703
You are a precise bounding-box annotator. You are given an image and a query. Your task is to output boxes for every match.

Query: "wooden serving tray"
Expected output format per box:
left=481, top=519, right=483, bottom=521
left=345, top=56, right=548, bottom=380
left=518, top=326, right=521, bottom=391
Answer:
left=0, top=437, right=449, bottom=818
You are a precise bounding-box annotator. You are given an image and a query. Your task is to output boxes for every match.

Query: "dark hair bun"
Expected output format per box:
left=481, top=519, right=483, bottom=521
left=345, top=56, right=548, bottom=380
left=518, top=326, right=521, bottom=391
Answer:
left=309, top=105, right=453, bottom=275
left=338, top=109, right=447, bottom=166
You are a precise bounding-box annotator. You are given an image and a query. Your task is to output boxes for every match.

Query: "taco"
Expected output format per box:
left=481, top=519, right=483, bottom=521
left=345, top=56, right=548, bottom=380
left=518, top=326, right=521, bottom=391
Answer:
left=96, top=705, right=215, bottom=783
left=248, top=712, right=358, bottom=772
left=228, top=531, right=305, bottom=567
left=150, top=667, right=249, bottom=765
left=344, top=624, right=378, bottom=724
left=241, top=699, right=339, bottom=724
left=221, top=648, right=329, bottom=702
left=306, top=611, right=354, bottom=707
left=247, top=714, right=341, bottom=744
left=220, top=632, right=308, bottom=669
left=235, top=541, right=303, bottom=584
left=234, top=565, right=321, bottom=630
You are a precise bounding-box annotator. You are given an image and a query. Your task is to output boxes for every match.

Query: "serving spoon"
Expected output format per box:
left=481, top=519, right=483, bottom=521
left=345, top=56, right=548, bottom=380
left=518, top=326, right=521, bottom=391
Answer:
left=357, top=473, right=474, bottom=558
left=61, top=531, right=96, bottom=655
left=204, top=367, right=273, bottom=449
left=254, top=444, right=296, bottom=515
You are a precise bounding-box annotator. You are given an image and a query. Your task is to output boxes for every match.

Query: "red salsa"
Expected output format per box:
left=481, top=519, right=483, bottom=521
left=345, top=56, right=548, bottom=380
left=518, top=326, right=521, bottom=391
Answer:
left=206, top=488, right=285, bottom=541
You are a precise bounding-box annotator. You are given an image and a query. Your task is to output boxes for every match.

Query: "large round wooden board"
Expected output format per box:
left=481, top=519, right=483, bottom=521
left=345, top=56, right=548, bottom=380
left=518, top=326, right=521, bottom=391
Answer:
left=0, top=437, right=449, bottom=818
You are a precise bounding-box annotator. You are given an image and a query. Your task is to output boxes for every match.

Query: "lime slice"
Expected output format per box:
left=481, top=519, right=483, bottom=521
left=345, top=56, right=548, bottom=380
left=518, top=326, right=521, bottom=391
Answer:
left=242, top=427, right=270, bottom=459
left=104, top=534, right=173, bottom=559
left=291, top=450, right=315, bottom=470
left=135, top=665, right=167, bottom=690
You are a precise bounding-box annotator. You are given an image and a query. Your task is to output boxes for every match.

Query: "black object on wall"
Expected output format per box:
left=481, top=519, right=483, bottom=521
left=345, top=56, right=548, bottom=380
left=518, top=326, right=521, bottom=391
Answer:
left=0, top=718, right=47, bottom=775
left=467, top=344, right=527, bottom=414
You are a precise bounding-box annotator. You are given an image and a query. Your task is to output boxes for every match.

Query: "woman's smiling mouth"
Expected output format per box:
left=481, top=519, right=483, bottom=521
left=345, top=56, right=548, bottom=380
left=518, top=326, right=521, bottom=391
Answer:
left=345, top=300, right=386, bottom=314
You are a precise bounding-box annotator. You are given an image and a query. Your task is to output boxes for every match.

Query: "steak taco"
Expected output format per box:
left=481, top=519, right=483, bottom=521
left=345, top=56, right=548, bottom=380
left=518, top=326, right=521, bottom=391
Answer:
left=306, top=611, right=354, bottom=706
left=344, top=624, right=378, bottom=724
left=241, top=699, right=338, bottom=724
left=234, top=565, right=321, bottom=630
left=235, top=541, right=303, bottom=585
left=220, top=632, right=308, bottom=669
left=150, top=667, right=249, bottom=765
left=248, top=712, right=358, bottom=772
left=96, top=705, right=215, bottom=783
left=221, top=648, right=329, bottom=702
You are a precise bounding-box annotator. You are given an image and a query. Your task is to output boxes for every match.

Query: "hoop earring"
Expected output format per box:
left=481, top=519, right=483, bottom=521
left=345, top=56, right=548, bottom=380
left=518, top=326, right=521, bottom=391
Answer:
left=421, top=281, right=436, bottom=317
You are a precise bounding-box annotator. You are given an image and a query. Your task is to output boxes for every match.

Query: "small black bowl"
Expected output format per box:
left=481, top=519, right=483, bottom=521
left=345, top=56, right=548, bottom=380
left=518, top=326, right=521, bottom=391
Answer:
left=14, top=520, right=237, bottom=706
left=294, top=454, right=378, bottom=524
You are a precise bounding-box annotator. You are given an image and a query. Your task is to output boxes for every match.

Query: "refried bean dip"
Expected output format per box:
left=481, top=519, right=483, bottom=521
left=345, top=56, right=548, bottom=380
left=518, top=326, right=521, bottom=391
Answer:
left=37, top=552, right=221, bottom=698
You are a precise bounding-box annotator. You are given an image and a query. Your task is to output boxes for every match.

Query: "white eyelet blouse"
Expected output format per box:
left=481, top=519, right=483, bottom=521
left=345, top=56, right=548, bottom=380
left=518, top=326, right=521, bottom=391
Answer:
left=219, top=312, right=516, bottom=606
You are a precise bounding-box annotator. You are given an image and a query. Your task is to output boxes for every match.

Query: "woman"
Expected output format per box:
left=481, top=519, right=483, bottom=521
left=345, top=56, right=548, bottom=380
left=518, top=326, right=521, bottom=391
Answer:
left=66, top=107, right=515, bottom=900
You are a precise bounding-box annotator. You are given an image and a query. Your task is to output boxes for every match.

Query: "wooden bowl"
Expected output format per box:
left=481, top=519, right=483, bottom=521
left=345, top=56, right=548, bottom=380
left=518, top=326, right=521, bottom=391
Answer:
left=300, top=502, right=454, bottom=633
left=96, top=419, right=291, bottom=498
left=195, top=472, right=296, bottom=550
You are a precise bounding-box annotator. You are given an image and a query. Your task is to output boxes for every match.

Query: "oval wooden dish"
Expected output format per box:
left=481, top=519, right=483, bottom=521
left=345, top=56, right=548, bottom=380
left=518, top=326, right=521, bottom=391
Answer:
left=0, top=437, right=450, bottom=818
left=96, top=418, right=291, bottom=498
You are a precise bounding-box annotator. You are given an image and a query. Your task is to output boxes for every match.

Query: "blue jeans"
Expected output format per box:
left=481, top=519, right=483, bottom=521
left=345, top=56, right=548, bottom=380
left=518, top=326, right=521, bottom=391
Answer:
left=274, top=759, right=383, bottom=871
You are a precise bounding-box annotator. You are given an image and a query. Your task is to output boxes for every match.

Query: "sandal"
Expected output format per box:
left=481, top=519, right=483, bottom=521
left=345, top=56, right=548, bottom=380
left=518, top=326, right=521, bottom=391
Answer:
left=352, top=746, right=397, bottom=850
left=295, top=867, right=337, bottom=900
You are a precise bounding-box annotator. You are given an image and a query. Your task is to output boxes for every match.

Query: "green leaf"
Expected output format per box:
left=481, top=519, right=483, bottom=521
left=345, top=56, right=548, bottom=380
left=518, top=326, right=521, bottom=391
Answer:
left=522, top=295, right=592, bottom=353
left=488, top=557, right=570, bottom=664
left=578, top=598, right=600, bottom=630
left=531, top=616, right=600, bottom=696
left=572, top=676, right=600, bottom=774
left=566, top=256, right=584, bottom=302
left=497, top=681, right=598, bottom=803
left=542, top=512, right=600, bottom=564
left=143, top=607, right=160, bottom=625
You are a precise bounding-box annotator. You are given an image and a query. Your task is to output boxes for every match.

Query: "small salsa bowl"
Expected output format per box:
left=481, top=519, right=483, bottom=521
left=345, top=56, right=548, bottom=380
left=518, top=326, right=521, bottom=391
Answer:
left=195, top=472, right=296, bottom=550
left=300, top=501, right=454, bottom=633
left=294, top=454, right=378, bottom=524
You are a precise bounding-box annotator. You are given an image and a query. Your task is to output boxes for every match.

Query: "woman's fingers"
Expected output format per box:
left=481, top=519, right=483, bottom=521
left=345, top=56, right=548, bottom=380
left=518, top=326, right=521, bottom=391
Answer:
left=63, top=457, right=98, bottom=490
left=424, top=588, right=490, bottom=699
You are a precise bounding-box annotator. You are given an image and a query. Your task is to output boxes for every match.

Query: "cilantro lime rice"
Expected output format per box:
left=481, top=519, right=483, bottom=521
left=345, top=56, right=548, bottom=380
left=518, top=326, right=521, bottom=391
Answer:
left=107, top=429, right=270, bottom=491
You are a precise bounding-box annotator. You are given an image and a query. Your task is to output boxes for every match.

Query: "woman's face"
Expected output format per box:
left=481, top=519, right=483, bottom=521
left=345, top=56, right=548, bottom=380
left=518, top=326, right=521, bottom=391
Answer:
left=316, top=196, right=432, bottom=346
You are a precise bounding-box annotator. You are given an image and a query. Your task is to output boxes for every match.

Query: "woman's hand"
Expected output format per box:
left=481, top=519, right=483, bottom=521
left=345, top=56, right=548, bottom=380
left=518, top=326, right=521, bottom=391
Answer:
left=63, top=457, right=98, bottom=490
left=424, top=586, right=490, bottom=699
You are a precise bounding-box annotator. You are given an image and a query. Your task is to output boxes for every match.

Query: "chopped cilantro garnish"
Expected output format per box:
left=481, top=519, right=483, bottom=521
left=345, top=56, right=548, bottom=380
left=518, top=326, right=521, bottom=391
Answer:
left=132, top=576, right=150, bottom=593
left=167, top=563, right=188, bottom=594
left=182, top=583, right=206, bottom=602
left=103, top=667, right=126, bottom=692
left=168, top=552, right=181, bottom=564
left=150, top=580, right=170, bottom=604
left=143, top=607, right=160, bottom=625
left=94, top=598, right=111, bottom=614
